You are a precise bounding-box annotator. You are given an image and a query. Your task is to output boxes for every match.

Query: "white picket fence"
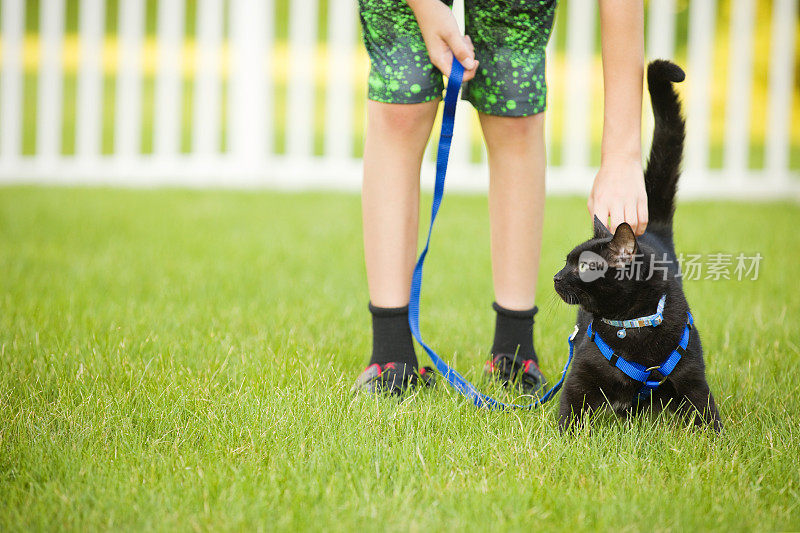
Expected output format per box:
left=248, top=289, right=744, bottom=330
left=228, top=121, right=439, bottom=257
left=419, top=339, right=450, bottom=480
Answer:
left=0, top=0, right=798, bottom=199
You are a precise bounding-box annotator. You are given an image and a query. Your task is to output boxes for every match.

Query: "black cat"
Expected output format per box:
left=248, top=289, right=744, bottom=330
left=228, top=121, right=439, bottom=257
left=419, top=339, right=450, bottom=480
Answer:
left=553, top=60, right=722, bottom=433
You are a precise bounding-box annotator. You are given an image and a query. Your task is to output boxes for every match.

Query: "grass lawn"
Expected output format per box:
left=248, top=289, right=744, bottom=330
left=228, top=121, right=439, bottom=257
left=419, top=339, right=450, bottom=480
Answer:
left=1, top=186, right=800, bottom=531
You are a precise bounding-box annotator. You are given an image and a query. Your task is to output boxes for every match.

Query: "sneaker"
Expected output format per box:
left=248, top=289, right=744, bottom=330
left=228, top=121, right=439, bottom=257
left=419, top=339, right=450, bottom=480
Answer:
left=484, top=353, right=547, bottom=395
left=351, top=362, right=435, bottom=395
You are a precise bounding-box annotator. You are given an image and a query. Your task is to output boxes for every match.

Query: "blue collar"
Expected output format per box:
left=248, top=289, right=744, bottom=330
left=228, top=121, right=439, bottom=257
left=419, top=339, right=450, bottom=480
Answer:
left=586, top=312, right=693, bottom=398
left=600, top=294, right=666, bottom=338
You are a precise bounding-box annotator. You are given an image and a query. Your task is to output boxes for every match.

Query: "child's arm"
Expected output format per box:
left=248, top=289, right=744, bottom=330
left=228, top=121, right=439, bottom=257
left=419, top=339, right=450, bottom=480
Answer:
left=589, top=0, right=647, bottom=235
left=406, top=0, right=478, bottom=81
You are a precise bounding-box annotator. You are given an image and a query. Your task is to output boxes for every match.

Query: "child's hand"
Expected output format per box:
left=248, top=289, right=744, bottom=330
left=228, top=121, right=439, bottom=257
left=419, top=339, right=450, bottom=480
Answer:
left=588, top=155, right=648, bottom=235
left=407, top=0, right=479, bottom=81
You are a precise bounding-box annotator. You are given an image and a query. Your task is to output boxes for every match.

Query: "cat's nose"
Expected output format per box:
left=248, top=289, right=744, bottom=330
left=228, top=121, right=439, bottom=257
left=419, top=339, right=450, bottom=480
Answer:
left=553, top=272, right=563, bottom=283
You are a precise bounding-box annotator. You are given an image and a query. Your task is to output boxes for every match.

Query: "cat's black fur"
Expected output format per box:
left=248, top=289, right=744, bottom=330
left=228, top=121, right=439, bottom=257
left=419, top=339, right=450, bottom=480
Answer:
left=553, top=60, right=722, bottom=432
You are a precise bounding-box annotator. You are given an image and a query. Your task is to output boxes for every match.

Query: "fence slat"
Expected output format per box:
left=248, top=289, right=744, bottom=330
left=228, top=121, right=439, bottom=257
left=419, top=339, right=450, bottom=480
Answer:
left=323, top=0, right=355, bottom=160
left=193, top=0, right=224, bottom=154
left=37, top=0, right=66, bottom=160
left=77, top=0, right=105, bottom=159
left=154, top=0, right=185, bottom=156
left=766, top=0, right=798, bottom=180
left=287, top=0, right=318, bottom=157
left=229, top=0, right=271, bottom=162
left=647, top=0, right=676, bottom=60
left=115, top=0, right=145, bottom=158
left=450, top=101, right=474, bottom=175
left=563, top=0, right=595, bottom=169
left=645, top=0, right=676, bottom=161
left=448, top=0, right=472, bottom=172
left=723, top=0, right=756, bottom=175
left=1, top=0, right=25, bottom=159
left=685, top=0, right=716, bottom=174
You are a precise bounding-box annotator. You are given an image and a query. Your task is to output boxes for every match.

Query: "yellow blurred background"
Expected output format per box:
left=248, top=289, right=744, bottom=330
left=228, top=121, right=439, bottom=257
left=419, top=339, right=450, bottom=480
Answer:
left=0, top=0, right=797, bottom=169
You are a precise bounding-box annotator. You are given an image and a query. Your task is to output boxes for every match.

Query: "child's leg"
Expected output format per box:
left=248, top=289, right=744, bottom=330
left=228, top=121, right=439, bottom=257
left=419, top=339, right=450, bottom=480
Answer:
left=480, top=113, right=546, bottom=380
left=479, top=113, right=546, bottom=312
left=463, top=0, right=556, bottom=384
left=355, top=0, right=448, bottom=388
left=360, top=100, right=437, bottom=373
left=362, top=100, right=438, bottom=309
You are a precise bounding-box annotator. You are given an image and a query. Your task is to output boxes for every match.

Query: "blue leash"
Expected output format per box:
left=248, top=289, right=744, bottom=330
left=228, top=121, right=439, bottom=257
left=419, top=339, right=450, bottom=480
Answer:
left=407, top=57, right=575, bottom=410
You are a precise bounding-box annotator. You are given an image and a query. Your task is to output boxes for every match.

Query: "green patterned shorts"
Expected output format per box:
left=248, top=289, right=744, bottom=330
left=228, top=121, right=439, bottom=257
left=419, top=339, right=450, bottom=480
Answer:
left=358, top=0, right=558, bottom=117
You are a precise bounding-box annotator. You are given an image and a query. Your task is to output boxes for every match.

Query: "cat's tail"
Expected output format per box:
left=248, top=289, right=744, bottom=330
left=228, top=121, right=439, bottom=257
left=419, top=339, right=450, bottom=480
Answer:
left=644, top=60, right=686, bottom=230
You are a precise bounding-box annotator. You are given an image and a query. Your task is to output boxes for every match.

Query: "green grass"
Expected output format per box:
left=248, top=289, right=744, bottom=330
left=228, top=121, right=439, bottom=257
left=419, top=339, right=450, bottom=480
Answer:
left=1, top=187, right=800, bottom=531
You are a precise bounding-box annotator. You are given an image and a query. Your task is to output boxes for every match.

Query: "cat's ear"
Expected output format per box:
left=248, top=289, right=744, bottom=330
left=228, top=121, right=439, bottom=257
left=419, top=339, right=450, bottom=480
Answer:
left=607, top=222, right=639, bottom=266
left=593, top=215, right=612, bottom=238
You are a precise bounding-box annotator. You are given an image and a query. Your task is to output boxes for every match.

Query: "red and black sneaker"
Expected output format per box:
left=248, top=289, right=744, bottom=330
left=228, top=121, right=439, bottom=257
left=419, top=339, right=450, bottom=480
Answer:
left=351, top=362, right=435, bottom=396
left=484, top=353, right=547, bottom=395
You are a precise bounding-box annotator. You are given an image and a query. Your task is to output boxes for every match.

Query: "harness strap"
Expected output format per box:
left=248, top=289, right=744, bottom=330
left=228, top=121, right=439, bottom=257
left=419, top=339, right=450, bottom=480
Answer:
left=586, top=312, right=694, bottom=397
left=407, top=57, right=574, bottom=409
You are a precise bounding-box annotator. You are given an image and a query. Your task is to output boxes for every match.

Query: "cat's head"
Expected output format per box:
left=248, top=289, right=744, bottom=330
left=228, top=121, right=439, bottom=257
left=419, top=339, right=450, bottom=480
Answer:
left=553, top=216, right=664, bottom=317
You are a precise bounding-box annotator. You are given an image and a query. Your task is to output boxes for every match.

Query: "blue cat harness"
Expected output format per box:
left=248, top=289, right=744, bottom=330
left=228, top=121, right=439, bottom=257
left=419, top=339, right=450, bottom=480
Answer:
left=587, top=300, right=694, bottom=398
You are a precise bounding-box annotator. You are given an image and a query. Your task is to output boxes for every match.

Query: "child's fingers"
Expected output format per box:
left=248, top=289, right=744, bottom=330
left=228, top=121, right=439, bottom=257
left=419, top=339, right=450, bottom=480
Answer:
left=442, top=29, right=476, bottom=70
left=624, top=202, right=638, bottom=235
left=435, top=52, right=452, bottom=77
left=636, top=198, right=649, bottom=235
left=609, top=204, right=625, bottom=234
left=461, top=59, right=479, bottom=81
left=461, top=35, right=478, bottom=81
left=462, top=69, right=477, bottom=81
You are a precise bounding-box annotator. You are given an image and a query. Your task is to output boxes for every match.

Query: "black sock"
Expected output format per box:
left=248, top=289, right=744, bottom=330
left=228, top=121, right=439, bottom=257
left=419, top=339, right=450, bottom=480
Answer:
left=368, top=303, right=418, bottom=369
left=491, top=302, right=538, bottom=362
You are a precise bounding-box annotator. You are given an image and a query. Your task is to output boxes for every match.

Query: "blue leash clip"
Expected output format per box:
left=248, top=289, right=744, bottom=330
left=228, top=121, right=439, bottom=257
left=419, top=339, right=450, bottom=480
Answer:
left=407, top=58, right=575, bottom=410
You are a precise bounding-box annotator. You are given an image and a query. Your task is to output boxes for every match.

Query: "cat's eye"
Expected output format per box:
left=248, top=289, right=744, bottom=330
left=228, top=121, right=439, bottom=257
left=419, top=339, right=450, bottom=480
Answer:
left=578, top=262, right=588, bottom=273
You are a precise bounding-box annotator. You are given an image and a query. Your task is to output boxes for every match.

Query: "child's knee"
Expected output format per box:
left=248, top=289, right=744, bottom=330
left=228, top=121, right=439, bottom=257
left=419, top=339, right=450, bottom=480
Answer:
left=369, top=101, right=437, bottom=139
left=481, top=113, right=545, bottom=151
left=488, top=113, right=544, bottom=139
